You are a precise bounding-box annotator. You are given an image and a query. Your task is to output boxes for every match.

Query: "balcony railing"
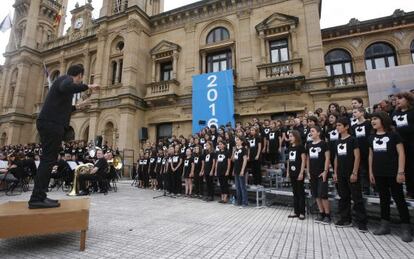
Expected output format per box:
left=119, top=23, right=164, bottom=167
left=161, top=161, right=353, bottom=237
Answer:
left=145, top=79, right=180, bottom=101
left=42, top=25, right=98, bottom=50
left=327, top=72, right=366, bottom=88
left=257, top=58, right=303, bottom=82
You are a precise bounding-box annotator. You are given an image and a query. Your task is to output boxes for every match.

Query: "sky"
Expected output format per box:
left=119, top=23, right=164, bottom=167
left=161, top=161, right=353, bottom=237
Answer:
left=0, top=0, right=413, bottom=64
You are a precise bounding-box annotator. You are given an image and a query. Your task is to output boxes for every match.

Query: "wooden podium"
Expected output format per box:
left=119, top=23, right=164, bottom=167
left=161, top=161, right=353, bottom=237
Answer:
left=0, top=198, right=90, bottom=251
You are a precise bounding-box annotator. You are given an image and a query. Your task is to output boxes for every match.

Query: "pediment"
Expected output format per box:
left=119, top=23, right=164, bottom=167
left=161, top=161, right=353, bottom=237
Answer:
left=150, top=40, right=181, bottom=55
left=255, top=12, right=299, bottom=33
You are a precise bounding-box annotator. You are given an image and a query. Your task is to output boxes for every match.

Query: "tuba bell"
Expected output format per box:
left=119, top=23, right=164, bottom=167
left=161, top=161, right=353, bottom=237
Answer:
left=108, top=155, right=123, bottom=170
left=67, top=163, right=94, bottom=196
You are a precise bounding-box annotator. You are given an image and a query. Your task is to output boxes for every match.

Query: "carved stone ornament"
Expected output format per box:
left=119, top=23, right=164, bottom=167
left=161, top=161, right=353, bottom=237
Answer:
left=349, top=37, right=362, bottom=48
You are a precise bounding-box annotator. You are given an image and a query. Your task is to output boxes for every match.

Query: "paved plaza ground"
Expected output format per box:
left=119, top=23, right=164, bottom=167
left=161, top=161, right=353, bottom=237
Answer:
left=1, top=181, right=414, bottom=259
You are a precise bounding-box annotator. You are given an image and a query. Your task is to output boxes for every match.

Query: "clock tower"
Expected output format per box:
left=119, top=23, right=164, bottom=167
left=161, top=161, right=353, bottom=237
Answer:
left=70, top=0, right=94, bottom=32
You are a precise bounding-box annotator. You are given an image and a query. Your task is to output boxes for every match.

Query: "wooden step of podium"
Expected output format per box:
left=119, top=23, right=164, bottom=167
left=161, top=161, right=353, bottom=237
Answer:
left=0, top=198, right=90, bottom=251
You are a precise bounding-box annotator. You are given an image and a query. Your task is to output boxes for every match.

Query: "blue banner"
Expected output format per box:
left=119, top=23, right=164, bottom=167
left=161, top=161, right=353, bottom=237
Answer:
left=192, top=70, right=235, bottom=134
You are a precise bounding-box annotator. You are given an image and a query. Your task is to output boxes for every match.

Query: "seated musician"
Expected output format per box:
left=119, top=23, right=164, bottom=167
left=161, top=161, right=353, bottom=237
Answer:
left=0, top=152, right=18, bottom=183
left=0, top=153, right=25, bottom=191
left=78, top=149, right=108, bottom=195
left=49, top=152, right=72, bottom=188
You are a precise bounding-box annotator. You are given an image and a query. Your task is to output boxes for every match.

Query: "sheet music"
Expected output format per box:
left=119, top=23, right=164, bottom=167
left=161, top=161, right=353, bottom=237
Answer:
left=0, top=160, right=8, bottom=169
left=67, top=161, right=78, bottom=170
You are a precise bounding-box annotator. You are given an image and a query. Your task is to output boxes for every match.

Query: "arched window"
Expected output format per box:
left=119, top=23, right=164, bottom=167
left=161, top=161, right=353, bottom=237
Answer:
left=51, top=70, right=60, bottom=83
left=104, top=122, right=114, bottom=148
left=325, top=49, right=353, bottom=76
left=365, top=42, right=397, bottom=70
left=206, top=27, right=230, bottom=44
left=411, top=40, right=414, bottom=63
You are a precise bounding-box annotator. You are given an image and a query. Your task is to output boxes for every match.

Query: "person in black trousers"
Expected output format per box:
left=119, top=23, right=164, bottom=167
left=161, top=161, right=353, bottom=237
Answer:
left=29, top=64, right=99, bottom=209
left=333, top=117, right=368, bottom=232
left=369, top=111, right=412, bottom=242
left=287, top=130, right=306, bottom=220
left=201, top=141, right=216, bottom=201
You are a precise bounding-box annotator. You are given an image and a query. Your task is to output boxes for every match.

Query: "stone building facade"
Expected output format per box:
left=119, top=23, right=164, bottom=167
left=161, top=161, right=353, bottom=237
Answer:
left=0, top=0, right=413, bottom=156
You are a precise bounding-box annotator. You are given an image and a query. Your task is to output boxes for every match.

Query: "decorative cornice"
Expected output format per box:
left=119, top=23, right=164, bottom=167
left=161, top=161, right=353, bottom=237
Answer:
left=150, top=0, right=289, bottom=33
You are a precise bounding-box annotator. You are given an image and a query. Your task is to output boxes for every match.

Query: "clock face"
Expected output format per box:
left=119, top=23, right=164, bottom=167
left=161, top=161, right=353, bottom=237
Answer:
left=74, top=17, right=84, bottom=29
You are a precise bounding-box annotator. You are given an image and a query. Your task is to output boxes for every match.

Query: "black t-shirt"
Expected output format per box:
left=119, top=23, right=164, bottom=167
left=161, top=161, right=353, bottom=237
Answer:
left=327, top=128, right=340, bottom=157
left=155, top=156, right=163, bottom=173
left=262, top=127, right=271, bottom=141
left=149, top=157, right=156, bottom=173
left=95, top=158, right=108, bottom=177
left=247, top=136, right=261, bottom=160
left=306, top=141, right=328, bottom=176
left=183, top=157, right=193, bottom=176
left=171, top=154, right=181, bottom=170
left=193, top=154, right=202, bottom=175
left=351, top=120, right=372, bottom=160
left=392, top=109, right=414, bottom=148
left=233, top=146, right=247, bottom=175
left=288, top=145, right=305, bottom=177
left=216, top=150, right=230, bottom=176
left=335, top=136, right=359, bottom=176
left=203, top=152, right=216, bottom=175
left=268, top=130, right=281, bottom=153
left=369, top=132, right=402, bottom=177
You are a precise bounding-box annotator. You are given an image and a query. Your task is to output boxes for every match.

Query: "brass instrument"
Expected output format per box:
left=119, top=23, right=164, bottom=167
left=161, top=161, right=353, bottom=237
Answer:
left=67, top=163, right=94, bottom=196
left=107, top=156, right=123, bottom=170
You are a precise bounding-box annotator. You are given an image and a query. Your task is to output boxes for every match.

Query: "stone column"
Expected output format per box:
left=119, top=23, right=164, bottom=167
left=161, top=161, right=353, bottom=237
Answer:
left=290, top=25, right=299, bottom=59
left=151, top=56, right=156, bottom=82
left=201, top=52, right=207, bottom=73
left=259, top=32, right=267, bottom=64
left=172, top=50, right=179, bottom=79
left=83, top=51, right=90, bottom=83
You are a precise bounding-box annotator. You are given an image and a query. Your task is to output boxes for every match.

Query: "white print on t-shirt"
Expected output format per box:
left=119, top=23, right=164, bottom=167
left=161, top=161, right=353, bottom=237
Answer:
left=205, top=154, right=210, bottom=162
left=269, top=132, right=275, bottom=140
left=150, top=158, right=155, bottom=163
left=203, top=144, right=207, bottom=150
left=373, top=137, right=390, bottom=152
left=184, top=160, right=189, bottom=167
left=307, top=133, right=312, bottom=142
left=216, top=146, right=220, bottom=152
left=142, top=160, right=148, bottom=165
left=181, top=147, right=185, bottom=153
left=217, top=154, right=225, bottom=162
left=309, top=147, right=321, bottom=159
left=329, top=130, right=339, bottom=141
left=168, top=158, right=172, bottom=163
left=393, top=114, right=409, bottom=128
left=264, top=128, right=270, bottom=134
left=157, top=157, right=162, bottom=163
left=234, top=149, right=242, bottom=160
left=351, top=117, right=358, bottom=126
left=337, top=143, right=347, bottom=156
left=227, top=143, right=230, bottom=150
left=289, top=151, right=296, bottom=161
left=173, top=156, right=179, bottom=163
left=194, top=157, right=199, bottom=164
left=249, top=139, right=256, bottom=147
left=355, top=125, right=366, bottom=138
left=200, top=138, right=205, bottom=144
left=290, top=165, right=296, bottom=171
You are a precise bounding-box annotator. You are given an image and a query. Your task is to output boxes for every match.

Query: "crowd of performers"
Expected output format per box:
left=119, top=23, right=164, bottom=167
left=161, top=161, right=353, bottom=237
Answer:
left=0, top=141, right=119, bottom=195
left=135, top=92, right=413, bottom=242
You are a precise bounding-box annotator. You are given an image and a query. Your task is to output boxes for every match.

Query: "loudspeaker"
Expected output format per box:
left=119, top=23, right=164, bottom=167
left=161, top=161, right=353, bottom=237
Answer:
left=198, top=120, right=206, bottom=126
left=95, top=135, right=103, bottom=147
left=139, top=127, right=148, bottom=141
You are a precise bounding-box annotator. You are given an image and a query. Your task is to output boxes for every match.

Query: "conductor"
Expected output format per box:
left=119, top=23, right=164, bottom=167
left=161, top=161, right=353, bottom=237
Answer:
left=29, top=64, right=99, bottom=209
